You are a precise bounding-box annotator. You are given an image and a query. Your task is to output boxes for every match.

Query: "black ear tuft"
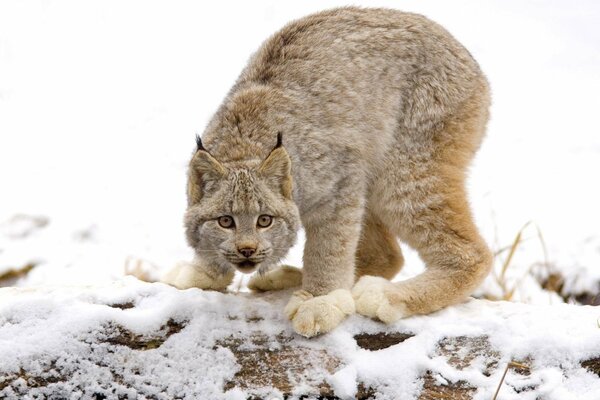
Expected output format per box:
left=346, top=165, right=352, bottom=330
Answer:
left=195, top=134, right=207, bottom=152
left=275, top=132, right=283, bottom=149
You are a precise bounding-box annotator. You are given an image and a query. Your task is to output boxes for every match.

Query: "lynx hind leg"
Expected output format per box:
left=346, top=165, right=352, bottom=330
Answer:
left=247, top=265, right=303, bottom=292
left=353, top=207, right=492, bottom=323
left=355, top=210, right=404, bottom=281
left=354, top=87, right=492, bottom=323
left=352, top=275, right=407, bottom=323
left=161, top=261, right=234, bottom=291
left=354, top=194, right=492, bottom=323
left=351, top=211, right=406, bottom=323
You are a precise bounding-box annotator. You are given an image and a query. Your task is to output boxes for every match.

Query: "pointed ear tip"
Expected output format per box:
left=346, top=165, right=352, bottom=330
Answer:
left=195, top=134, right=207, bottom=152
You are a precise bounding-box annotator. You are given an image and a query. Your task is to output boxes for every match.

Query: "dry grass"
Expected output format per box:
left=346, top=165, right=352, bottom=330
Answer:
left=489, top=221, right=551, bottom=302
left=489, top=221, right=600, bottom=306
left=492, top=361, right=530, bottom=400
left=0, top=263, right=37, bottom=287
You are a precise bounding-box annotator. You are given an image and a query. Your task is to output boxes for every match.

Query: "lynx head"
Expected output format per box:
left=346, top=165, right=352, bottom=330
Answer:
left=184, top=133, right=300, bottom=275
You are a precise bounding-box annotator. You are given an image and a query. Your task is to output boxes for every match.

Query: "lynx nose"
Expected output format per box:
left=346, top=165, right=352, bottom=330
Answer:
left=238, top=247, right=256, bottom=258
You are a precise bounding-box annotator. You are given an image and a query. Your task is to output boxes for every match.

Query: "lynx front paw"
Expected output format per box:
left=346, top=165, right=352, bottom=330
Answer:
left=284, top=289, right=355, bottom=337
left=352, top=276, right=408, bottom=324
left=247, top=265, right=303, bottom=292
left=160, top=262, right=233, bottom=291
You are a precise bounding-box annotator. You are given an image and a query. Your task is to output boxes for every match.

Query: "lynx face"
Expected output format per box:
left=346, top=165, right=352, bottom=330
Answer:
left=184, top=138, right=300, bottom=275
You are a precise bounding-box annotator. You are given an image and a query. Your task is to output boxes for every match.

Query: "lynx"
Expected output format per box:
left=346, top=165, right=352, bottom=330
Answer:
left=162, top=7, right=492, bottom=337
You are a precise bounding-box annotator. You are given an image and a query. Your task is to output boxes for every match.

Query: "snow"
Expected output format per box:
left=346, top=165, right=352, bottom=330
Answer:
left=1, top=279, right=600, bottom=399
left=329, top=365, right=358, bottom=399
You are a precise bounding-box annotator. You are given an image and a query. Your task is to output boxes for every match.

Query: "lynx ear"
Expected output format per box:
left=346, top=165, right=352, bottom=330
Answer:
left=258, top=133, right=293, bottom=199
left=187, top=136, right=227, bottom=205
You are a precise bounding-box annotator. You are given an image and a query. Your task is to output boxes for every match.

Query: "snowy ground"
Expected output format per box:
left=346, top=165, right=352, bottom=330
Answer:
left=1, top=279, right=599, bottom=399
left=1, top=1, right=599, bottom=398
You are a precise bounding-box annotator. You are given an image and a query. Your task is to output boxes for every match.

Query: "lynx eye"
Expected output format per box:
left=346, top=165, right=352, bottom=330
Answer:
left=218, top=216, right=235, bottom=229
left=257, top=215, right=273, bottom=228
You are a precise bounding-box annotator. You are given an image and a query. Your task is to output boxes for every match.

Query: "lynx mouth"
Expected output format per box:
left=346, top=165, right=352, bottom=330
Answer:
left=236, top=260, right=257, bottom=273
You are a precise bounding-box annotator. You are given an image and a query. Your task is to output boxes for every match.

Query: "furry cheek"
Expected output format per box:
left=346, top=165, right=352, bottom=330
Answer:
left=197, top=222, right=232, bottom=250
left=263, top=218, right=297, bottom=257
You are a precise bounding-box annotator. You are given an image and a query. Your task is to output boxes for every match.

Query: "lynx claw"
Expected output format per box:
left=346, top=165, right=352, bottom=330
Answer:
left=160, top=262, right=233, bottom=291
left=352, top=276, right=407, bottom=324
left=284, top=289, right=355, bottom=337
left=248, top=265, right=303, bottom=292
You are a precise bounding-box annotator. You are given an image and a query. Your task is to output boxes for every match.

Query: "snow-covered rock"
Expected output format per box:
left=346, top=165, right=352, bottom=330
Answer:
left=1, top=278, right=599, bottom=399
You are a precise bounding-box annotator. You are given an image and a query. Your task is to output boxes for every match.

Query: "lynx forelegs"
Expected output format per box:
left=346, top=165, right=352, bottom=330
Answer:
left=161, top=258, right=234, bottom=291
left=285, top=196, right=363, bottom=337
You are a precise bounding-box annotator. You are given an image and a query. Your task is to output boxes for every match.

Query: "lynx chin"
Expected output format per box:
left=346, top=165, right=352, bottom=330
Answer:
left=162, top=7, right=492, bottom=337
